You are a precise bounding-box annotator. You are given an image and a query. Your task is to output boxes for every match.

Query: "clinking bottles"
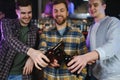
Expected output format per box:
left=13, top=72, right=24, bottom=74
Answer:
left=45, top=40, right=79, bottom=77
left=45, top=40, right=64, bottom=63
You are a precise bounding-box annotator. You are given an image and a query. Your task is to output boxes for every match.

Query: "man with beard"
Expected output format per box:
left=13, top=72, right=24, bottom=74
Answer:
left=0, top=0, right=49, bottom=80
left=38, top=0, right=88, bottom=80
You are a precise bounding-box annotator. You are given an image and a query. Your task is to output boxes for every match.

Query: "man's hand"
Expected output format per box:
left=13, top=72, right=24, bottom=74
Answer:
left=50, top=59, right=60, bottom=68
left=67, top=51, right=99, bottom=74
left=88, top=60, right=96, bottom=65
left=67, top=55, right=88, bottom=74
left=27, top=48, right=50, bottom=70
left=23, top=58, right=34, bottom=75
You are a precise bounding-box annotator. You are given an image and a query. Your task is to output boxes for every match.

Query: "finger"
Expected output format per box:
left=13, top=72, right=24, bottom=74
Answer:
left=29, top=68, right=32, bottom=73
left=50, top=63, right=60, bottom=67
left=38, top=58, right=49, bottom=67
left=69, top=61, right=81, bottom=72
left=50, top=59, right=59, bottom=67
left=88, top=60, right=96, bottom=65
left=28, top=68, right=32, bottom=74
left=77, top=65, right=85, bottom=74
left=70, top=64, right=81, bottom=73
left=54, top=59, right=60, bottom=66
left=67, top=59, right=75, bottom=67
left=42, top=54, right=50, bottom=63
left=34, top=56, right=48, bottom=68
left=27, top=67, right=30, bottom=75
left=23, top=67, right=27, bottom=75
left=24, top=67, right=30, bottom=75
left=88, top=62, right=92, bottom=65
left=68, top=61, right=78, bottom=70
left=35, top=62, right=42, bottom=70
left=23, top=67, right=25, bottom=75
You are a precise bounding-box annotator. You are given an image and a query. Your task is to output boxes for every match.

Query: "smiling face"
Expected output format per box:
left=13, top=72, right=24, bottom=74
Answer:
left=16, top=5, right=32, bottom=26
left=88, top=0, right=106, bottom=19
left=52, top=3, right=68, bottom=25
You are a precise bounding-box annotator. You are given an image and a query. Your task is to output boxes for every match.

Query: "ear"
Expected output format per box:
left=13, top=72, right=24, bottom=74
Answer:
left=103, top=4, right=106, bottom=10
left=15, top=9, right=20, bottom=18
left=16, top=9, right=18, bottom=15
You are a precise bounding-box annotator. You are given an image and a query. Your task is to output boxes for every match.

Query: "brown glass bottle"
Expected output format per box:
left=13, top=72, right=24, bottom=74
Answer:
left=45, top=40, right=64, bottom=63
left=63, top=54, right=79, bottom=77
left=45, top=41, right=79, bottom=77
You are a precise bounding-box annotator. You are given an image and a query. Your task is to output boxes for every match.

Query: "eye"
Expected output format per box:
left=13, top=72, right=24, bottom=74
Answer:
left=21, top=12, right=26, bottom=14
left=28, top=11, right=32, bottom=14
left=93, top=3, right=98, bottom=7
left=60, top=8, right=65, bottom=12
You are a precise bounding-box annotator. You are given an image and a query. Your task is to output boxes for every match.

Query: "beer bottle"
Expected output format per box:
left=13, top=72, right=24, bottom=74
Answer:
left=63, top=54, right=79, bottom=77
left=45, top=40, right=63, bottom=63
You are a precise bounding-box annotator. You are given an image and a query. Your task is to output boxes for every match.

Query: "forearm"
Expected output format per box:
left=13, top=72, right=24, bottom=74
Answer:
left=9, top=37, right=30, bottom=53
left=83, top=50, right=99, bottom=63
left=27, top=48, right=35, bottom=56
left=2, top=19, right=30, bottom=54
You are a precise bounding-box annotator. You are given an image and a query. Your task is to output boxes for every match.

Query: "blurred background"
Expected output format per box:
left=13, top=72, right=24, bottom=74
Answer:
left=0, top=0, right=120, bottom=19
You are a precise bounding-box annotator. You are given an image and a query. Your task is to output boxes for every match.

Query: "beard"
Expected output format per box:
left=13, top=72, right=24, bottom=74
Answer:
left=54, top=15, right=67, bottom=25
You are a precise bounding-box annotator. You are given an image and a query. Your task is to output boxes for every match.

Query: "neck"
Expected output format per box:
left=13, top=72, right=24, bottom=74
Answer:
left=94, top=14, right=106, bottom=22
left=19, top=21, right=28, bottom=27
left=56, top=22, right=67, bottom=30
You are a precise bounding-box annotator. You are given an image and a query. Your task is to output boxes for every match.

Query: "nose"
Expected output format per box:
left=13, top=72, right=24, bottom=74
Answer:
left=25, top=14, right=30, bottom=18
left=56, top=11, right=61, bottom=16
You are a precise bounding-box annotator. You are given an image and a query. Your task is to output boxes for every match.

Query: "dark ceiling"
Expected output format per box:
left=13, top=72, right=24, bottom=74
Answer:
left=0, top=0, right=120, bottom=19
left=106, top=0, right=120, bottom=18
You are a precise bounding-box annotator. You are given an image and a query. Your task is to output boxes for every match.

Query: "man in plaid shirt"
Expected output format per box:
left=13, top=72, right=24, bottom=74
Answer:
left=0, top=0, right=49, bottom=80
left=39, top=0, right=88, bottom=80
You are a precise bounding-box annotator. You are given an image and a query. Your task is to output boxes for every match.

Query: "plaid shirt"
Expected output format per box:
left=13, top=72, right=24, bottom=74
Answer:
left=0, top=19, right=39, bottom=80
left=39, top=26, right=88, bottom=80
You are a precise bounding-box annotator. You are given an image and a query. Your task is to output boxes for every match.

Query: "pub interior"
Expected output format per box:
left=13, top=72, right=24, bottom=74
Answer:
left=0, top=0, right=120, bottom=80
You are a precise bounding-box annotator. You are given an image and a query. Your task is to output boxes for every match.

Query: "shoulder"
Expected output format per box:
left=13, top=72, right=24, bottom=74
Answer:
left=1, top=19, right=19, bottom=26
left=104, top=16, right=120, bottom=30
left=106, top=16, right=120, bottom=23
left=1, top=19, right=19, bottom=29
left=2, top=18, right=18, bottom=23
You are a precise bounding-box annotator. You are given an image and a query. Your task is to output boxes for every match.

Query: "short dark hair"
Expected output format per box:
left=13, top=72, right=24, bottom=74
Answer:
left=15, top=0, right=32, bottom=10
left=52, top=0, right=68, bottom=11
